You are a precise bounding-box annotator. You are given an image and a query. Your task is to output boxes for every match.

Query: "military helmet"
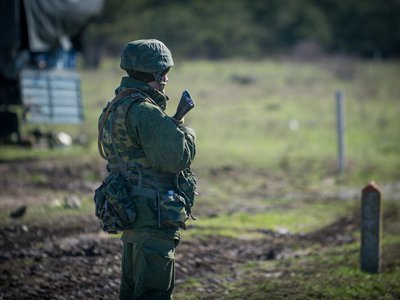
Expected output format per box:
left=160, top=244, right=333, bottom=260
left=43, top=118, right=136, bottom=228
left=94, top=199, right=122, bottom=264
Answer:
left=120, top=39, right=174, bottom=74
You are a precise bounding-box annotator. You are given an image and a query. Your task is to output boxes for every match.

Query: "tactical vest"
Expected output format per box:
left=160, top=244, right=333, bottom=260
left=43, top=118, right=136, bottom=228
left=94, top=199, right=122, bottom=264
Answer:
left=96, top=88, right=196, bottom=232
left=98, top=88, right=175, bottom=193
left=99, top=88, right=148, bottom=167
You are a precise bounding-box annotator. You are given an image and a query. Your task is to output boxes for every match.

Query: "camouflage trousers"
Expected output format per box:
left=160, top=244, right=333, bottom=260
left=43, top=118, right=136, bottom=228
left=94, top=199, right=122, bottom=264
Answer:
left=119, top=230, right=179, bottom=300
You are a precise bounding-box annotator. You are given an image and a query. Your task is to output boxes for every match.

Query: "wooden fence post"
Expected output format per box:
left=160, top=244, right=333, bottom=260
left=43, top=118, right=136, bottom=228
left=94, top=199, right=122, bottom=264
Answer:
left=360, top=181, right=382, bottom=273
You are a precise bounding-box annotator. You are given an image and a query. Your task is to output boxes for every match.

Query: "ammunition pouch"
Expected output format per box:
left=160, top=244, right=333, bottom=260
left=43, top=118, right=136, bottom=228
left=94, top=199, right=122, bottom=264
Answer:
left=94, top=165, right=196, bottom=233
left=158, top=190, right=188, bottom=230
left=175, top=167, right=197, bottom=207
left=94, top=173, right=136, bottom=234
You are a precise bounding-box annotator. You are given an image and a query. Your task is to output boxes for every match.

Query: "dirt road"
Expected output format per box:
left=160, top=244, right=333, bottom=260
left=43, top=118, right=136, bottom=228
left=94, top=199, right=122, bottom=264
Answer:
left=0, top=159, right=363, bottom=299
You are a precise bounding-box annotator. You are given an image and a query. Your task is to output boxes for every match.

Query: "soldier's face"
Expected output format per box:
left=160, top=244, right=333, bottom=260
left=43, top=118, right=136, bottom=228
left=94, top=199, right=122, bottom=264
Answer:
left=159, top=73, right=169, bottom=92
left=150, top=73, right=168, bottom=93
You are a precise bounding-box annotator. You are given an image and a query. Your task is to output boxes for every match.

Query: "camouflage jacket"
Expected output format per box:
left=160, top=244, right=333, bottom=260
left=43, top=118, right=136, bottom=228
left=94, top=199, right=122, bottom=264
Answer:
left=99, top=77, right=196, bottom=239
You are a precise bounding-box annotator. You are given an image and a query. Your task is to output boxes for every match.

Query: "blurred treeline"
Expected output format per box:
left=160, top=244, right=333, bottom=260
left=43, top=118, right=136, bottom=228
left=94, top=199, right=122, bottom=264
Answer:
left=85, top=0, right=400, bottom=62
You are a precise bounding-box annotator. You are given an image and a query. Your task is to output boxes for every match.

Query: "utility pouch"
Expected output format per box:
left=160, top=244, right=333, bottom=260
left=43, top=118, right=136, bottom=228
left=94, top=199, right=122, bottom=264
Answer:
left=94, top=173, right=136, bottom=234
left=158, top=190, right=188, bottom=230
left=175, top=167, right=197, bottom=207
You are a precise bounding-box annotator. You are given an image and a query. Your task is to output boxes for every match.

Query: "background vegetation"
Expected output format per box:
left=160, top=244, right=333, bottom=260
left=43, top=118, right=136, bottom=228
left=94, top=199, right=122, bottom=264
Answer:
left=85, top=0, right=400, bottom=63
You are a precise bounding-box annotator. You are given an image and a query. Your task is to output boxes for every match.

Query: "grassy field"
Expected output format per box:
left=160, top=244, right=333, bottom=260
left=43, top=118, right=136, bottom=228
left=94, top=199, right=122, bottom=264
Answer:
left=1, top=57, right=399, bottom=299
left=5, top=57, right=400, bottom=184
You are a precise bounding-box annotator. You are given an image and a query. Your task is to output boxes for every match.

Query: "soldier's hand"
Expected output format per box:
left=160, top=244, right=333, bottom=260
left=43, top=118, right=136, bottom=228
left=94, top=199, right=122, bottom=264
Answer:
left=172, top=117, right=184, bottom=125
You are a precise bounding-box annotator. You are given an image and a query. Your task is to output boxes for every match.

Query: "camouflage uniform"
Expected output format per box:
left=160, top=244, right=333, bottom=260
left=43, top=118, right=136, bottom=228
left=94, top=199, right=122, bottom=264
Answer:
left=98, top=40, right=196, bottom=300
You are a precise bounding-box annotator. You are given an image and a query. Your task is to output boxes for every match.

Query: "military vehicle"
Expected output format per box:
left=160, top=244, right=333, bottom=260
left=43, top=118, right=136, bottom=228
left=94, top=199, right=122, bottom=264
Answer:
left=0, top=0, right=104, bottom=145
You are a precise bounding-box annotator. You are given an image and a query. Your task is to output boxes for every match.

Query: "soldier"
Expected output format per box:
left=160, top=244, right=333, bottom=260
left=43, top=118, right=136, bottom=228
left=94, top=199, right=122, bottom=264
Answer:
left=97, top=39, right=196, bottom=299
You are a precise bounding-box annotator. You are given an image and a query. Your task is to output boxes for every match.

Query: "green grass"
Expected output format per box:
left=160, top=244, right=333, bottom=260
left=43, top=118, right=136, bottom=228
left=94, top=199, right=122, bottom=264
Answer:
left=149, top=59, right=400, bottom=185
left=0, top=144, right=89, bottom=162
left=2, top=58, right=400, bottom=186
left=209, top=235, right=400, bottom=300
left=173, top=198, right=400, bottom=300
left=183, top=199, right=351, bottom=238
left=0, top=195, right=95, bottom=223
left=174, top=233, right=400, bottom=300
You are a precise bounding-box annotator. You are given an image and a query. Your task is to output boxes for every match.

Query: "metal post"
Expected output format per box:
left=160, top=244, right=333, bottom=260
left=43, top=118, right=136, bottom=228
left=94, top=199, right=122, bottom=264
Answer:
left=336, top=91, right=346, bottom=173
left=360, top=181, right=382, bottom=273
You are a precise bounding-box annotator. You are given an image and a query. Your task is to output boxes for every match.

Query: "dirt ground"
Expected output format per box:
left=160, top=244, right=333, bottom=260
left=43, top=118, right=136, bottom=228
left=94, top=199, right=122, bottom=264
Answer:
left=0, top=159, right=375, bottom=299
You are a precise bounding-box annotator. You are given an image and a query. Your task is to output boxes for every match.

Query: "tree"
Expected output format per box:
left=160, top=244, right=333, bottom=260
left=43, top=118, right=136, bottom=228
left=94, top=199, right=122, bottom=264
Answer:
left=84, top=0, right=400, bottom=60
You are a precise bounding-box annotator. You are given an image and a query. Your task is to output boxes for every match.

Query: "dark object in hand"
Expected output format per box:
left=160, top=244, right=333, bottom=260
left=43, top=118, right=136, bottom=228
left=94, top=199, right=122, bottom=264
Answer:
left=173, top=90, right=195, bottom=121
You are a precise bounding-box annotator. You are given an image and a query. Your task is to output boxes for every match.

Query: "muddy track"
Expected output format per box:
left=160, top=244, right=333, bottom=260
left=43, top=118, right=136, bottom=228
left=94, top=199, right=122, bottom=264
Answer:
left=0, top=159, right=105, bottom=193
left=0, top=159, right=361, bottom=299
left=0, top=212, right=356, bottom=300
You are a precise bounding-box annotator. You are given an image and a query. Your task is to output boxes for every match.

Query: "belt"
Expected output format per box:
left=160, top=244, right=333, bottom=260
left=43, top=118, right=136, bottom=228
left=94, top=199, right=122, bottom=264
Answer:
left=131, top=185, right=158, bottom=200
left=107, top=161, right=175, bottom=200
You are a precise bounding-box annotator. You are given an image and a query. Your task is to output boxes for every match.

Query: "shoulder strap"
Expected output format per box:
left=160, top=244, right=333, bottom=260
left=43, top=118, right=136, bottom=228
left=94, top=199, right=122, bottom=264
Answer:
left=98, top=88, right=145, bottom=160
